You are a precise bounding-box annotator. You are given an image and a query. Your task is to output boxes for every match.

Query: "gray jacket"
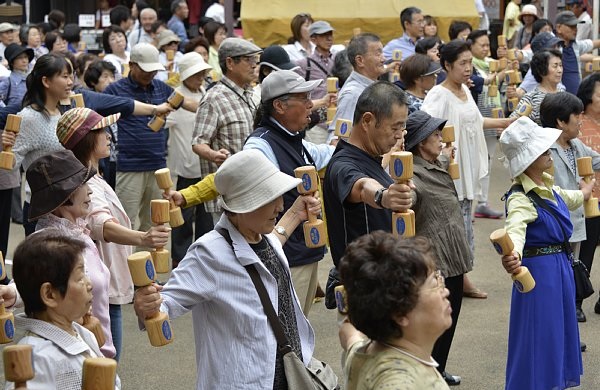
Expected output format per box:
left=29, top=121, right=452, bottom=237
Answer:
left=550, top=138, right=600, bottom=242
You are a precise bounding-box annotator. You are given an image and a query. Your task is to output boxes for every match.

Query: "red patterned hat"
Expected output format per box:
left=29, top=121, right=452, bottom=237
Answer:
left=56, top=107, right=120, bottom=150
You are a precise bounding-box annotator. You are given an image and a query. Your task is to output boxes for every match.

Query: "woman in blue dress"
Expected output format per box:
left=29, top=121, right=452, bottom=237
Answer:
left=498, top=116, right=593, bottom=390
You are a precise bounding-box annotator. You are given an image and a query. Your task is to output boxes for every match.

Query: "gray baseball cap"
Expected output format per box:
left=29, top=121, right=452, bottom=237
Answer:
left=309, top=21, right=334, bottom=36
left=218, top=38, right=262, bottom=62
left=555, top=11, right=584, bottom=26
left=261, top=70, right=322, bottom=102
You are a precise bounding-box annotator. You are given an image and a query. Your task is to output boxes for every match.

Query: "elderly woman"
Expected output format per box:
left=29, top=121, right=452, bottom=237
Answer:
left=404, top=110, right=472, bottom=386
left=133, top=150, right=329, bottom=389
left=27, top=150, right=115, bottom=359
left=510, top=49, right=564, bottom=125
left=422, top=39, right=512, bottom=299
left=499, top=116, right=592, bottom=390
left=540, top=92, right=600, bottom=322
left=577, top=74, right=600, bottom=315
left=102, top=25, right=130, bottom=78
left=339, top=232, right=452, bottom=390
left=398, top=54, right=441, bottom=114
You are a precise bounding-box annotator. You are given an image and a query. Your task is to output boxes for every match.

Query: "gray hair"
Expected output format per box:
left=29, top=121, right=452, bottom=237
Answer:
left=353, top=81, right=408, bottom=126
left=347, top=33, right=381, bottom=68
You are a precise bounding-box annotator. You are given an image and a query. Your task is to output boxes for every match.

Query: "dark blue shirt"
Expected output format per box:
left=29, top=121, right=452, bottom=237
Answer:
left=561, top=44, right=580, bottom=95
left=103, top=76, right=174, bottom=172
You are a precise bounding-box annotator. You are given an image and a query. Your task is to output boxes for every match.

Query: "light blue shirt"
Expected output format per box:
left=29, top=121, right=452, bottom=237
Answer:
left=383, top=33, right=419, bottom=61
left=167, top=15, right=189, bottom=50
left=327, top=70, right=374, bottom=142
left=244, top=117, right=335, bottom=169
left=157, top=215, right=315, bottom=389
left=520, top=69, right=566, bottom=93
left=0, top=70, right=27, bottom=107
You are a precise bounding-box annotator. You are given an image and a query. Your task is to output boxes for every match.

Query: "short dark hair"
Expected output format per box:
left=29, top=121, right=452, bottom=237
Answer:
left=150, top=20, right=167, bottom=35
left=184, top=36, right=210, bottom=54
left=439, top=39, right=472, bottom=71
left=62, top=23, right=81, bottom=44
left=347, top=33, right=381, bottom=68
left=332, top=49, right=353, bottom=88
left=48, top=9, right=65, bottom=31
left=23, top=53, right=73, bottom=112
left=288, top=13, right=314, bottom=44
left=400, top=7, right=422, bottom=31
left=339, top=232, right=434, bottom=342
left=75, top=53, right=98, bottom=78
left=102, top=25, right=127, bottom=54
left=540, top=92, right=584, bottom=128
left=203, top=20, right=226, bottom=47
left=448, top=20, right=472, bottom=40
left=84, top=59, right=116, bottom=89
left=71, top=128, right=106, bottom=166
left=577, top=73, right=600, bottom=109
left=415, top=37, right=441, bottom=55
left=400, top=54, right=431, bottom=88
left=12, top=230, right=86, bottom=317
left=353, top=81, right=408, bottom=126
left=530, top=49, right=562, bottom=83
left=44, top=31, right=62, bottom=52
left=37, top=22, right=53, bottom=35
left=170, top=0, right=186, bottom=13
left=110, top=5, right=131, bottom=27
left=467, top=29, right=489, bottom=44
left=532, top=18, right=553, bottom=40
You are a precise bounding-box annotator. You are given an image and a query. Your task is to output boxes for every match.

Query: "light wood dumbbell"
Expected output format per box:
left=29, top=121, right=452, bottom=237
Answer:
left=492, top=107, right=505, bottom=118
left=326, top=77, right=338, bottom=125
left=150, top=199, right=171, bottom=273
left=390, top=152, right=415, bottom=237
left=489, top=229, right=536, bottom=293
left=0, top=114, right=22, bottom=170
left=334, top=119, right=352, bottom=139
left=577, top=157, right=600, bottom=218
left=497, top=35, right=507, bottom=48
left=148, top=90, right=184, bottom=132
left=82, top=357, right=118, bottom=390
left=82, top=313, right=106, bottom=348
left=441, top=126, right=459, bottom=180
left=334, top=285, right=348, bottom=315
left=0, top=251, right=14, bottom=344
left=487, top=60, right=499, bottom=97
left=294, top=166, right=326, bottom=248
left=128, top=251, right=174, bottom=346
left=154, top=168, right=184, bottom=227
left=3, top=345, right=34, bottom=388
left=505, top=70, right=521, bottom=112
left=584, top=57, right=600, bottom=72
left=72, top=93, right=85, bottom=108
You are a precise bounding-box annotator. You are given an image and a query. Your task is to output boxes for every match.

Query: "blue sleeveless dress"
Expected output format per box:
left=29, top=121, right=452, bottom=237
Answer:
left=505, top=191, right=582, bottom=390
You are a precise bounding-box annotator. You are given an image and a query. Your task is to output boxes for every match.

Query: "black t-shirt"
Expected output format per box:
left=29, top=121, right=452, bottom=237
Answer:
left=323, top=140, right=393, bottom=266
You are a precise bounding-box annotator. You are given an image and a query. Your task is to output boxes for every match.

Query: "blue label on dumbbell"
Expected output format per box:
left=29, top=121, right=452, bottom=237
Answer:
left=396, top=218, right=406, bottom=235
left=393, top=159, right=403, bottom=178
left=145, top=259, right=155, bottom=281
left=335, top=290, right=346, bottom=312
left=514, top=279, right=524, bottom=292
left=0, top=261, right=3, bottom=276
left=518, top=105, right=527, bottom=115
left=310, top=227, right=320, bottom=245
left=301, top=173, right=311, bottom=191
left=340, top=122, right=348, bottom=135
left=162, top=320, right=172, bottom=340
left=508, top=100, right=516, bottom=111
left=493, top=242, right=503, bottom=255
left=5, top=318, right=14, bottom=340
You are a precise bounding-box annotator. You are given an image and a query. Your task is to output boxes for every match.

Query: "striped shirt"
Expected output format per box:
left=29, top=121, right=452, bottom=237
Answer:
left=192, top=76, right=257, bottom=212
left=510, top=86, right=565, bottom=126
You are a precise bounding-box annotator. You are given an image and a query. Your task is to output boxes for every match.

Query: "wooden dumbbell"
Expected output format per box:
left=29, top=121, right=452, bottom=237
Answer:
left=497, top=35, right=507, bottom=48
left=489, top=229, right=536, bottom=293
left=3, top=345, right=34, bottom=388
left=79, top=41, right=87, bottom=52
left=441, top=126, right=459, bottom=180
left=334, top=119, right=352, bottom=139
left=390, top=152, right=415, bottom=237
left=82, top=313, right=106, bottom=348
left=72, top=93, right=85, bottom=108
left=122, top=63, right=130, bottom=77
left=0, top=114, right=22, bottom=170
left=82, top=357, right=117, bottom=390
left=0, top=251, right=14, bottom=345
left=489, top=59, right=499, bottom=72
left=492, top=108, right=505, bottom=118
left=389, top=71, right=400, bottom=82
left=577, top=157, right=600, bottom=218
left=583, top=57, right=600, bottom=72
left=127, top=251, right=174, bottom=346
left=507, top=48, right=516, bottom=61
left=326, top=77, right=338, bottom=125
left=166, top=49, right=175, bottom=62
left=0, top=250, right=5, bottom=279
left=150, top=199, right=171, bottom=273
left=154, top=167, right=184, bottom=228
left=514, top=102, right=533, bottom=117
left=294, top=166, right=326, bottom=248
left=334, top=285, right=347, bottom=315
left=488, top=79, right=498, bottom=97
left=505, top=70, right=521, bottom=112
left=148, top=90, right=184, bottom=132
left=498, top=57, right=508, bottom=70
left=392, top=49, right=402, bottom=61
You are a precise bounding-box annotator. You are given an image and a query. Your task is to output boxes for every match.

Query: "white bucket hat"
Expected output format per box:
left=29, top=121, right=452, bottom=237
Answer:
left=215, top=149, right=302, bottom=213
left=130, top=43, right=165, bottom=72
left=178, top=52, right=212, bottom=82
left=499, top=116, right=562, bottom=178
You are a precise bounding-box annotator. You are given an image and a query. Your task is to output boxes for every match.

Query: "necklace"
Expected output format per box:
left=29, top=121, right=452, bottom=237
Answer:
left=381, top=342, right=439, bottom=367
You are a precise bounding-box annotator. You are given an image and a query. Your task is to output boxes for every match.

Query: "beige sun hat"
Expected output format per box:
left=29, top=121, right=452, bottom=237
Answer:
left=178, top=52, right=212, bottom=82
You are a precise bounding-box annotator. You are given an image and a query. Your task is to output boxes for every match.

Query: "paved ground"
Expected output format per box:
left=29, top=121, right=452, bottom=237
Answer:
left=2, top=156, right=600, bottom=388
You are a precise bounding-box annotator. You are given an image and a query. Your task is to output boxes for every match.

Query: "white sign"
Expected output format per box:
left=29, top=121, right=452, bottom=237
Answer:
left=79, top=14, right=95, bottom=28
left=102, top=14, right=111, bottom=28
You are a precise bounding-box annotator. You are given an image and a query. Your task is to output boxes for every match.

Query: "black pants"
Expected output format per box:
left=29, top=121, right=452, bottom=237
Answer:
left=22, top=201, right=36, bottom=237
left=433, top=273, right=464, bottom=374
left=577, top=216, right=600, bottom=307
left=0, top=188, right=12, bottom=257
left=171, top=176, right=214, bottom=268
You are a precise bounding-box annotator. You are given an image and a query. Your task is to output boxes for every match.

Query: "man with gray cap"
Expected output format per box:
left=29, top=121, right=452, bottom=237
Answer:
left=0, top=23, right=15, bottom=63
left=192, top=37, right=262, bottom=223
left=554, top=10, right=600, bottom=94
left=244, top=69, right=335, bottom=315
left=567, top=0, right=592, bottom=41
left=104, top=42, right=199, bottom=232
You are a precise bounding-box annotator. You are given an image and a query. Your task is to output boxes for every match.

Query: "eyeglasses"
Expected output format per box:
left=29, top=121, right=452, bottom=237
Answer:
left=281, top=93, right=312, bottom=104
left=237, top=55, right=258, bottom=65
left=426, top=270, right=445, bottom=291
left=411, top=19, right=426, bottom=26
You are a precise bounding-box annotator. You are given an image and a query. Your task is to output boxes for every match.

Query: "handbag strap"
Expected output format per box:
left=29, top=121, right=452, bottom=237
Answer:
left=215, top=228, right=291, bottom=349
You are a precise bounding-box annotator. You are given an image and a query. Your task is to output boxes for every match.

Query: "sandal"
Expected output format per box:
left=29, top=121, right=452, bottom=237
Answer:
left=463, top=288, right=488, bottom=299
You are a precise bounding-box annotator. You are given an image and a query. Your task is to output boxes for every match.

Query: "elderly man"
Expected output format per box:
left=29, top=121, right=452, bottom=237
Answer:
left=168, top=0, right=189, bottom=50
left=245, top=70, right=335, bottom=315
left=327, top=33, right=386, bottom=144
left=0, top=23, right=15, bottom=63
left=104, top=43, right=198, bottom=232
left=567, top=0, right=592, bottom=40
left=128, top=7, right=157, bottom=46
left=383, top=7, right=423, bottom=61
left=192, top=38, right=262, bottom=223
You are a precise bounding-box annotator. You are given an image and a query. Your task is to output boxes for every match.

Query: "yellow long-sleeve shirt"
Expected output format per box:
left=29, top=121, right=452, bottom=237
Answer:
left=179, top=173, right=219, bottom=208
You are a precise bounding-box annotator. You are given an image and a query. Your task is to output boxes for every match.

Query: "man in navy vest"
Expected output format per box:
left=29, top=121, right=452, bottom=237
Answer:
left=244, top=70, right=335, bottom=315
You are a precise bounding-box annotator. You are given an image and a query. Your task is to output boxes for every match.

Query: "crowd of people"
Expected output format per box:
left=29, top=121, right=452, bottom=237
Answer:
left=0, top=0, right=599, bottom=389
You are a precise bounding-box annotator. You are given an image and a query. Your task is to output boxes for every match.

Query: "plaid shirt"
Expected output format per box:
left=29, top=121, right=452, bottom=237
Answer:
left=193, top=75, right=257, bottom=212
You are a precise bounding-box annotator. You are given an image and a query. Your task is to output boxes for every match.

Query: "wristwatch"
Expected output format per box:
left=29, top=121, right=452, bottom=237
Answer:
left=274, top=225, right=289, bottom=239
left=374, top=187, right=387, bottom=208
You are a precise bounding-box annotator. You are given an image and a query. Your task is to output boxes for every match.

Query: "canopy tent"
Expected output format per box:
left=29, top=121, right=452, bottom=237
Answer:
left=240, top=0, right=480, bottom=48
